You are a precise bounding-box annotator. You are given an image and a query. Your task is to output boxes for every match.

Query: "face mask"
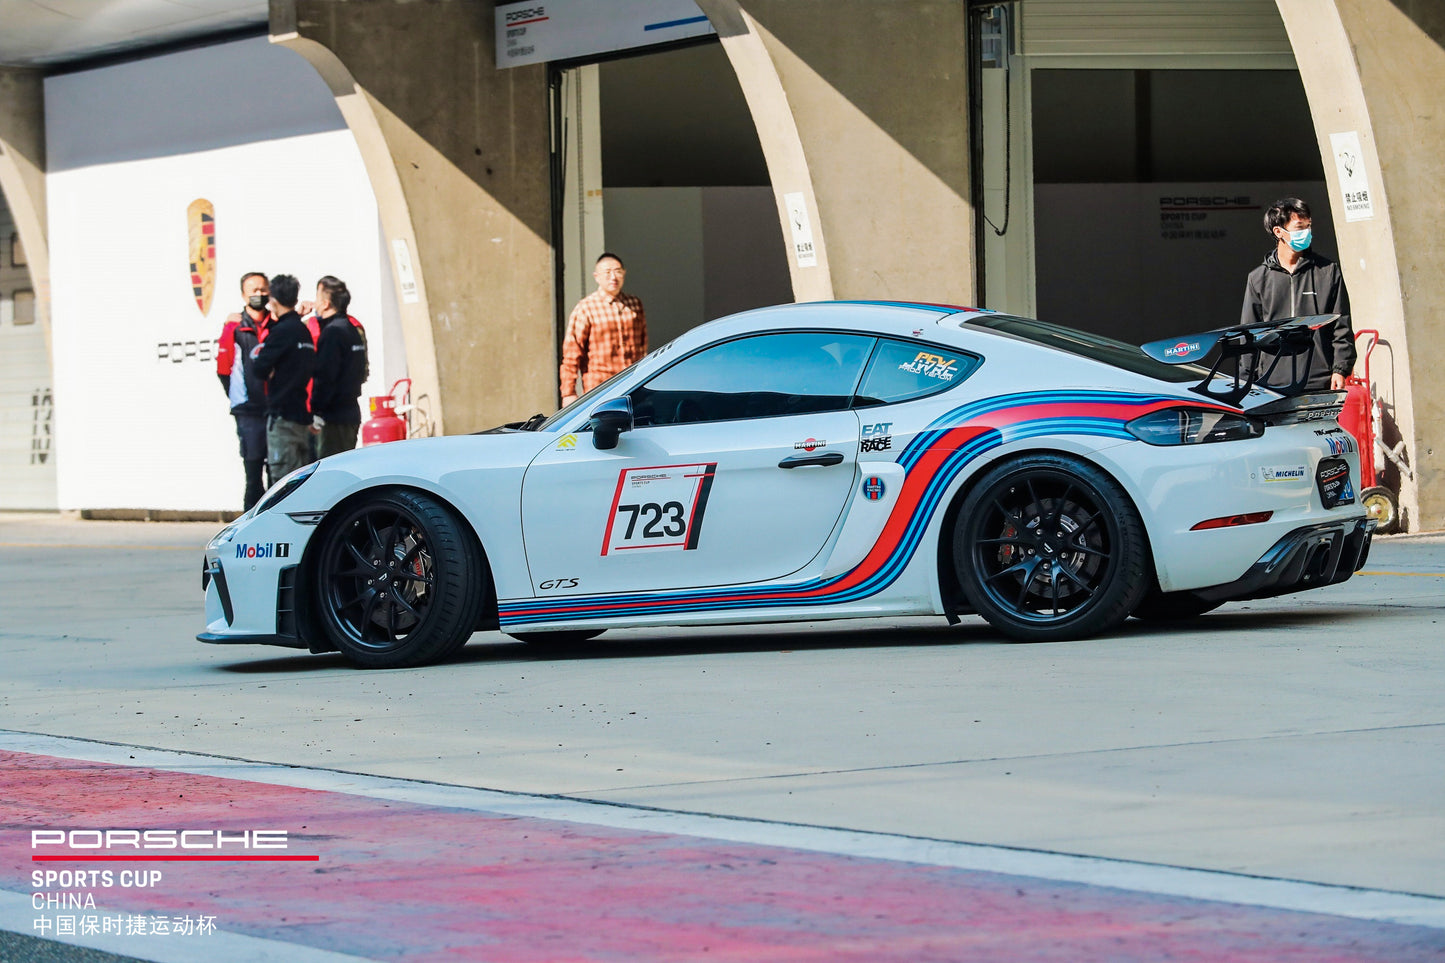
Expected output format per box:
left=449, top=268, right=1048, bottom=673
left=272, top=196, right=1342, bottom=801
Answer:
left=248, top=294, right=269, bottom=311
left=1285, top=228, right=1312, bottom=252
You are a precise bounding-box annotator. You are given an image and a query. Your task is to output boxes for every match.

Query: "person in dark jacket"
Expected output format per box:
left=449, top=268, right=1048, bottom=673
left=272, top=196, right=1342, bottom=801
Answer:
left=1240, top=197, right=1356, bottom=392
left=216, top=271, right=272, bottom=509
left=250, top=274, right=316, bottom=482
left=309, top=276, right=369, bottom=458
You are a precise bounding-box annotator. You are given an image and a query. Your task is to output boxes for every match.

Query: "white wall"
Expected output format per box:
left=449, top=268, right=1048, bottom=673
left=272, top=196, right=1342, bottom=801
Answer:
left=45, top=38, right=403, bottom=511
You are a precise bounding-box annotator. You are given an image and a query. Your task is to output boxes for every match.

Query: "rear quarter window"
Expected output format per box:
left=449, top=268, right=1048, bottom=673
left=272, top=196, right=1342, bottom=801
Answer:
left=854, top=339, right=981, bottom=406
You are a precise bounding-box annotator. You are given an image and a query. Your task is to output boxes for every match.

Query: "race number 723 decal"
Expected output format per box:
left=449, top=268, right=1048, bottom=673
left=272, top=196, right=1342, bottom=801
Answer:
left=601, top=463, right=717, bottom=556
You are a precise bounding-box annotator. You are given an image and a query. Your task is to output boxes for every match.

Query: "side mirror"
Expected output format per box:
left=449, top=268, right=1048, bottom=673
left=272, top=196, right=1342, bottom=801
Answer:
left=589, top=397, right=633, bottom=450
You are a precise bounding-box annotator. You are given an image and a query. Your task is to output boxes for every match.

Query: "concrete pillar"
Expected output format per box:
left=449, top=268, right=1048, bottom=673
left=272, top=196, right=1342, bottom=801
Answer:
left=0, top=68, right=50, bottom=357
left=697, top=0, right=974, bottom=306
left=271, top=0, right=555, bottom=434
left=1277, top=0, right=1445, bottom=531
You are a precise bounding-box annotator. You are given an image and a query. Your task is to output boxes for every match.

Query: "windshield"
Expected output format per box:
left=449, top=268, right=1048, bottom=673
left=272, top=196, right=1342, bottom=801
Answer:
left=966, top=315, right=1211, bottom=384
left=537, top=361, right=642, bottom=431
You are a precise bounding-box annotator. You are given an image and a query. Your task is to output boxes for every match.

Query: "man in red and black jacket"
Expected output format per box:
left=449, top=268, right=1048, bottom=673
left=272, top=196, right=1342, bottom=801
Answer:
left=216, top=272, right=272, bottom=509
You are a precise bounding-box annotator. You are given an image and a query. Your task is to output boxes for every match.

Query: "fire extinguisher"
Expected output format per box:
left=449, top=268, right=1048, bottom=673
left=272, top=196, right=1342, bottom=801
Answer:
left=362, top=378, right=411, bottom=446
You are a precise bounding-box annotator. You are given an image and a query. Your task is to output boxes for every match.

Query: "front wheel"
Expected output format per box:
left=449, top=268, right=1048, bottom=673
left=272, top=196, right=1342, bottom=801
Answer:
left=953, top=454, right=1150, bottom=642
left=314, top=489, right=487, bottom=668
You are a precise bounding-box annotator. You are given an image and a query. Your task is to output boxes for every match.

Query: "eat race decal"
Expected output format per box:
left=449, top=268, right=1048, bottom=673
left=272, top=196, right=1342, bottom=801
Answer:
left=861, top=422, right=893, bottom=452
left=601, top=463, right=717, bottom=556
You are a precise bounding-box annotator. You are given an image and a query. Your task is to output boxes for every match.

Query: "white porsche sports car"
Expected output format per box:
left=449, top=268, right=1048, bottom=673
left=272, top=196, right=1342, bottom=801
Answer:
left=201, top=301, right=1373, bottom=668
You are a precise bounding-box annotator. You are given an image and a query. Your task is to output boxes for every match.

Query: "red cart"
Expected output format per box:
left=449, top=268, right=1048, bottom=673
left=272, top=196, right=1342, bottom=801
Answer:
left=1336, top=330, right=1400, bottom=532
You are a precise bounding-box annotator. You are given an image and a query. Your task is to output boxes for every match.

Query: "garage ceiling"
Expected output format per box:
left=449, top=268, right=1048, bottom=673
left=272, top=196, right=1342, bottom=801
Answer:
left=0, top=0, right=266, bottom=68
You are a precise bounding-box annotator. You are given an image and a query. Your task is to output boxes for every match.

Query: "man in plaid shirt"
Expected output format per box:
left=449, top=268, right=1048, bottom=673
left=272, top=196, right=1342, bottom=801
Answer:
left=560, top=253, right=648, bottom=405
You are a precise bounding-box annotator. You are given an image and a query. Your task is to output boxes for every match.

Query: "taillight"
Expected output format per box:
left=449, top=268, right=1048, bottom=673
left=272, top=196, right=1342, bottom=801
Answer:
left=1126, top=407, right=1264, bottom=445
left=1191, top=511, right=1273, bottom=531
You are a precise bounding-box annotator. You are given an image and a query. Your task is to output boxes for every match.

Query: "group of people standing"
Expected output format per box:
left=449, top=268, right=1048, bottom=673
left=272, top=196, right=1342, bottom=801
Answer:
left=217, top=272, right=369, bottom=509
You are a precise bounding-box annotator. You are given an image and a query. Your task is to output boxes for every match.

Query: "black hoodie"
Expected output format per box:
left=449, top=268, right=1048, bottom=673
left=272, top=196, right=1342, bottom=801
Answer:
left=250, top=310, right=316, bottom=424
left=311, top=314, right=368, bottom=424
left=1240, top=247, right=1356, bottom=391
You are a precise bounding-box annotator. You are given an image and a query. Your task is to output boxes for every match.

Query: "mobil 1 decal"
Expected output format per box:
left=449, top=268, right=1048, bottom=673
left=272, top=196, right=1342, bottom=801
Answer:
left=601, top=463, right=718, bottom=556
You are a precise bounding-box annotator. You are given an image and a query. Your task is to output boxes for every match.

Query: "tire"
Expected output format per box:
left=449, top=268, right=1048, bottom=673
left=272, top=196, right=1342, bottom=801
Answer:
left=506, top=630, right=606, bottom=647
left=314, top=489, right=487, bottom=668
left=1131, top=590, right=1224, bottom=622
left=953, top=454, right=1150, bottom=642
left=1360, top=486, right=1399, bottom=534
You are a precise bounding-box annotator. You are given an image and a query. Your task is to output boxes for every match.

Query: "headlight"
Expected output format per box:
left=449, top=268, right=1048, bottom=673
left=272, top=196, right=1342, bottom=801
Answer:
left=254, top=462, right=319, bottom=514
left=1126, top=408, right=1264, bottom=445
left=206, top=523, right=239, bottom=550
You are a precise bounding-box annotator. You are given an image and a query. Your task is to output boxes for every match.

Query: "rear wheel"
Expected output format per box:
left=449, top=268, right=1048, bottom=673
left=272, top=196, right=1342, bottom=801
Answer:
left=314, top=490, right=487, bottom=668
left=953, top=454, right=1150, bottom=642
left=1360, top=486, right=1398, bottom=534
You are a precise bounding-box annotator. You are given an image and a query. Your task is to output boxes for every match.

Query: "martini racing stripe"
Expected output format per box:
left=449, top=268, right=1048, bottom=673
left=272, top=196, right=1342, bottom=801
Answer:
left=499, top=391, right=1213, bottom=625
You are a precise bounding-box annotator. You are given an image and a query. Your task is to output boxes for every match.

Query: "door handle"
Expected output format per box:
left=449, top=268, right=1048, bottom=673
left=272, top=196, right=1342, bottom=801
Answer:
left=778, top=452, right=845, bottom=469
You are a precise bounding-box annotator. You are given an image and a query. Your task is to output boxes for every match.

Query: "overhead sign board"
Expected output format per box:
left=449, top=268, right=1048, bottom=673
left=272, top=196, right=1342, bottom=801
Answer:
left=496, top=0, right=715, bottom=68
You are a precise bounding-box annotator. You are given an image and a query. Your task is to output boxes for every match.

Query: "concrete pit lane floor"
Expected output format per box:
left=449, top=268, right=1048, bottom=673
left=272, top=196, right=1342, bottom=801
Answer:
left=1, top=511, right=1442, bottom=961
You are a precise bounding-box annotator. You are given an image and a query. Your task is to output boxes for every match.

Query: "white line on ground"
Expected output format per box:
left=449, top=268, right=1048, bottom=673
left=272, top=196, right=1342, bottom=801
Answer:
left=3, top=730, right=1442, bottom=930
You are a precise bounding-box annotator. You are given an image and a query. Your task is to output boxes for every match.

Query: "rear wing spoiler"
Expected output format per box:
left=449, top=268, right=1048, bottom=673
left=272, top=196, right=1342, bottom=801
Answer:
left=1246, top=391, right=1347, bottom=426
left=1140, top=314, right=1338, bottom=407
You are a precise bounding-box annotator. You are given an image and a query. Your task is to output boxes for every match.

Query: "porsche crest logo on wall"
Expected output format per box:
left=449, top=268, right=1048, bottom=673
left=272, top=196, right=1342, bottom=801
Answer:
left=187, top=198, right=216, bottom=316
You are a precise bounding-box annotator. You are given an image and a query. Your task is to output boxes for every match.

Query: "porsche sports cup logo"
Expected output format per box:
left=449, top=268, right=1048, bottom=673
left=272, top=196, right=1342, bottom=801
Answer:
left=187, top=198, right=216, bottom=317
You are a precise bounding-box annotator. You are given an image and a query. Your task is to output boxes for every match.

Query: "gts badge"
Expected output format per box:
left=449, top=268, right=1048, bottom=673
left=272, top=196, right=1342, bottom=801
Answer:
left=539, top=578, right=579, bottom=591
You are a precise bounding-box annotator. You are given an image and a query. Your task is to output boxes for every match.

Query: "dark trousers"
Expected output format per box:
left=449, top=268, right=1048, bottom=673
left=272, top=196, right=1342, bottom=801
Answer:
left=319, top=422, right=360, bottom=458
left=233, top=412, right=269, bottom=510
left=267, top=415, right=315, bottom=484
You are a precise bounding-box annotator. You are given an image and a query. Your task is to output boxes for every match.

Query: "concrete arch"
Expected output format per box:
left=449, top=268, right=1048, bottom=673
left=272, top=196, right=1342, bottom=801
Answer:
left=695, top=0, right=973, bottom=307
left=694, top=0, right=835, bottom=302
left=1277, top=0, right=1444, bottom=530
left=0, top=67, right=51, bottom=358
left=268, top=0, right=557, bottom=435
left=266, top=22, right=445, bottom=435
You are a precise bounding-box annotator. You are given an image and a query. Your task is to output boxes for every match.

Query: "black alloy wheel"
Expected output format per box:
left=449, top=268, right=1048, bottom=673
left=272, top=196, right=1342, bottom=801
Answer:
left=315, top=489, right=486, bottom=668
left=954, top=454, right=1149, bottom=642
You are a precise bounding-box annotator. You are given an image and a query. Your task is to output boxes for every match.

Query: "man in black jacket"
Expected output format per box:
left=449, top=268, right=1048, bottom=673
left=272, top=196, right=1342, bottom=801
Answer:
left=309, top=276, right=369, bottom=457
left=250, top=274, right=316, bottom=482
left=1240, top=197, right=1356, bottom=391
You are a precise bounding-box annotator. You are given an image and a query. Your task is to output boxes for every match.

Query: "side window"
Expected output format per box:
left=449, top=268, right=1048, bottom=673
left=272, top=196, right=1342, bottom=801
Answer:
left=854, top=339, right=980, bottom=406
left=632, top=332, right=876, bottom=427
